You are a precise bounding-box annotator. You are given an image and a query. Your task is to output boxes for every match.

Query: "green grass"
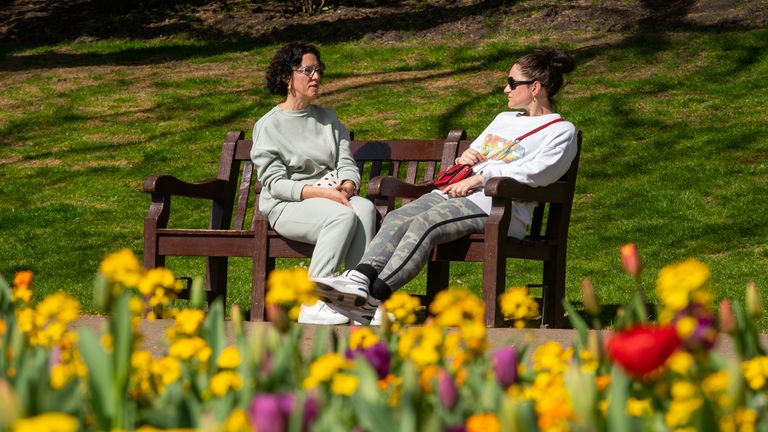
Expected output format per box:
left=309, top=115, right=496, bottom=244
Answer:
left=2, top=24, right=767, bottom=327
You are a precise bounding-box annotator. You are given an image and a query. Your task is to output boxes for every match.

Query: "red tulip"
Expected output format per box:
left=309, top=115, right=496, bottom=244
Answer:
left=607, top=325, right=680, bottom=378
left=719, top=299, right=735, bottom=334
left=620, top=243, right=641, bottom=278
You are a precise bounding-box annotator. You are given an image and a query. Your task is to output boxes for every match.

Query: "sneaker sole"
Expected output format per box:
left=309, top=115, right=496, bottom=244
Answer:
left=327, top=300, right=378, bottom=325
left=313, top=280, right=369, bottom=308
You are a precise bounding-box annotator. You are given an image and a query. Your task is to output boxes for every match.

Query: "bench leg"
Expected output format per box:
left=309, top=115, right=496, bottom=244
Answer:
left=206, top=257, right=228, bottom=305
left=426, top=260, right=449, bottom=308
left=251, top=248, right=275, bottom=322
left=541, top=256, right=566, bottom=328
left=482, top=255, right=506, bottom=328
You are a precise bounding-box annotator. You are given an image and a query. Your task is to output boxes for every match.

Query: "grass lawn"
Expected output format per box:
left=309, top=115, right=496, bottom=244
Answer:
left=1, top=20, right=767, bottom=327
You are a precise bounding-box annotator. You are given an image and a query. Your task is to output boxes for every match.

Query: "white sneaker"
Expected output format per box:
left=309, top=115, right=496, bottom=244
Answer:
left=298, top=300, right=350, bottom=325
left=313, top=270, right=379, bottom=325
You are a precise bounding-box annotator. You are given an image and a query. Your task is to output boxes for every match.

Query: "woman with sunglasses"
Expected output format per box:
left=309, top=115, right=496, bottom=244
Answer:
left=313, top=49, right=578, bottom=325
left=251, top=42, right=376, bottom=325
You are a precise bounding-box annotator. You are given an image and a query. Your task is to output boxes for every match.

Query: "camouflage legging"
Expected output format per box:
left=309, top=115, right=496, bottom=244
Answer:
left=359, top=193, right=487, bottom=291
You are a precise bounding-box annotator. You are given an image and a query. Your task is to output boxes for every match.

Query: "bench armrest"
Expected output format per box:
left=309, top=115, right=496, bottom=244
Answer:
left=367, top=175, right=436, bottom=199
left=144, top=174, right=229, bottom=202
left=484, top=176, right=569, bottom=203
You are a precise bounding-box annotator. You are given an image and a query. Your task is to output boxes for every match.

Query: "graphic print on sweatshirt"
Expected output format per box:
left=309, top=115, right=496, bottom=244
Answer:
left=479, top=133, right=526, bottom=162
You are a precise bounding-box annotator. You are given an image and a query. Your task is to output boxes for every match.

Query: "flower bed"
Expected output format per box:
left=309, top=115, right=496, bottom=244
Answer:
left=1, top=245, right=766, bottom=431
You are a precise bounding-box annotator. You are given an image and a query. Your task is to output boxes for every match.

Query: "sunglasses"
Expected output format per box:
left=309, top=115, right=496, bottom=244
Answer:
left=507, top=77, right=536, bottom=89
left=294, top=65, right=325, bottom=77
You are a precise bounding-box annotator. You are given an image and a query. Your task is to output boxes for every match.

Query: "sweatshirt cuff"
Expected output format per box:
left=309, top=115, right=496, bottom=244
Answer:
left=290, top=181, right=305, bottom=201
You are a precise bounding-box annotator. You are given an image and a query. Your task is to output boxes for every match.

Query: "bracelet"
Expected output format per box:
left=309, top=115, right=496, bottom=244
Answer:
left=341, top=180, right=357, bottom=190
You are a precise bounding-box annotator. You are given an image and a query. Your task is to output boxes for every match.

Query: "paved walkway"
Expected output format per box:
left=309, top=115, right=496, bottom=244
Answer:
left=75, top=316, right=761, bottom=359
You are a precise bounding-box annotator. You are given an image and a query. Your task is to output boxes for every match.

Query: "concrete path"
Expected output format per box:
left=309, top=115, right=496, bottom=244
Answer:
left=75, top=316, right=762, bottom=359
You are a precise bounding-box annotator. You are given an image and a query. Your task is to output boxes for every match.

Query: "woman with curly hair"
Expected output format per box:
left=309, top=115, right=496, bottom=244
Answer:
left=251, top=42, right=376, bottom=325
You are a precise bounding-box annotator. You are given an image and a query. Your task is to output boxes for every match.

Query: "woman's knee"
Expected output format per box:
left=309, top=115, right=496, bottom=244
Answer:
left=325, top=205, right=359, bottom=230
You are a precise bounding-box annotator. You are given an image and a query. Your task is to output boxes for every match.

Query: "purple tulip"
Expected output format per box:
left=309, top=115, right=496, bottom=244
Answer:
left=675, top=304, right=718, bottom=353
left=346, top=342, right=391, bottom=379
left=682, top=315, right=718, bottom=352
left=437, top=369, right=459, bottom=410
left=249, top=393, right=292, bottom=432
left=493, top=345, right=518, bottom=388
left=444, top=426, right=466, bottom=432
left=249, top=393, right=317, bottom=432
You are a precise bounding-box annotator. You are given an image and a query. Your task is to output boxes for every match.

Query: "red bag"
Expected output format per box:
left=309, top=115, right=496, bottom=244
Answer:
left=434, top=163, right=473, bottom=190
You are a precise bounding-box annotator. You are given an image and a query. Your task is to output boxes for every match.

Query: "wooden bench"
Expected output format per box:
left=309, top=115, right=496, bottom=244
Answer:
left=143, top=129, right=581, bottom=327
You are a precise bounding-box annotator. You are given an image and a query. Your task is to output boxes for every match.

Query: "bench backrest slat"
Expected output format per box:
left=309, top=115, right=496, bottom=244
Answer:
left=229, top=133, right=464, bottom=229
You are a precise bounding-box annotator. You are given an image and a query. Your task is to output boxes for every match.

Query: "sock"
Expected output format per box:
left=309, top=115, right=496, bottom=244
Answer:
left=353, top=264, right=378, bottom=288
left=371, top=279, right=393, bottom=301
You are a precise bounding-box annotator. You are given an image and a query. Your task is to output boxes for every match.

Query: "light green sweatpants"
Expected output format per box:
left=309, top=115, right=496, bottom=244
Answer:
left=271, top=196, right=377, bottom=278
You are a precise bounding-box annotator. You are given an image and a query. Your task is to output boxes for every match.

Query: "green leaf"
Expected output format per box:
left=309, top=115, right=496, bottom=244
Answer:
left=563, top=298, right=589, bottom=347
left=606, top=367, right=631, bottom=432
left=203, top=298, right=227, bottom=364
left=351, top=357, right=395, bottom=431
left=77, top=327, right=114, bottom=429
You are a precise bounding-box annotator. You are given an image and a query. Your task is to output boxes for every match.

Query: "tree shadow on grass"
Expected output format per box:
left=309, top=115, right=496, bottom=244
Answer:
left=1, top=0, right=764, bottom=73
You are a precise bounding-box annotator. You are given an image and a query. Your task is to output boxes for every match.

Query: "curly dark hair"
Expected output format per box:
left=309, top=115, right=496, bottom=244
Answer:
left=516, top=49, right=575, bottom=99
left=265, top=42, right=324, bottom=96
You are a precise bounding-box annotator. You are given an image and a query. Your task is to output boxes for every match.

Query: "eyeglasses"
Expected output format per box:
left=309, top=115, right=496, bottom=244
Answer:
left=294, top=65, right=325, bottom=77
left=507, top=77, right=536, bottom=89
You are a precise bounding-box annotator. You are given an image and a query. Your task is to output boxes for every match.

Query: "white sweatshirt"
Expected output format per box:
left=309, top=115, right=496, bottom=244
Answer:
left=439, top=111, right=577, bottom=239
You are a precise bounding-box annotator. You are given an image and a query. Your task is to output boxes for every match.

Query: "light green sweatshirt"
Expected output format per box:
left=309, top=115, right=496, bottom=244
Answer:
left=250, top=104, right=360, bottom=225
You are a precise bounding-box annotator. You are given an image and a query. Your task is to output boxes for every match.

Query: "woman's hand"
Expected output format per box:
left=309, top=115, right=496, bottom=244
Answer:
left=455, top=148, right=487, bottom=166
left=301, top=185, right=352, bottom=207
left=442, top=173, right=484, bottom=198
left=340, top=180, right=357, bottom=199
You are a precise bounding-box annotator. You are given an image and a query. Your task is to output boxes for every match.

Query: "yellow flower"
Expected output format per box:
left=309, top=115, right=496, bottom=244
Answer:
left=676, top=316, right=697, bottom=339
left=384, top=292, right=420, bottom=332
left=266, top=268, right=316, bottom=308
left=466, top=413, right=501, bottom=432
left=17, top=292, right=80, bottom=347
left=217, top=346, right=241, bottom=369
left=665, top=381, right=702, bottom=429
left=667, top=351, right=695, bottom=375
left=431, top=288, right=484, bottom=327
left=720, top=408, right=757, bottom=432
left=303, top=353, right=351, bottom=389
left=224, top=409, right=251, bottom=432
left=656, top=259, right=711, bottom=315
left=210, top=371, right=243, bottom=397
left=50, top=364, right=70, bottom=390
left=579, top=349, right=599, bottom=373
left=331, top=373, right=359, bottom=396
left=531, top=341, right=572, bottom=374
left=99, top=248, right=144, bottom=289
left=167, top=309, right=206, bottom=340
left=742, top=356, right=768, bottom=390
left=626, top=397, right=652, bottom=417
left=349, top=327, right=380, bottom=350
left=12, top=412, right=79, bottom=432
left=0, top=319, right=6, bottom=335
left=459, top=320, right=487, bottom=356
left=169, top=337, right=212, bottom=363
left=702, top=371, right=730, bottom=407
left=500, top=286, right=540, bottom=327
left=152, top=356, right=181, bottom=387
left=398, top=324, right=443, bottom=369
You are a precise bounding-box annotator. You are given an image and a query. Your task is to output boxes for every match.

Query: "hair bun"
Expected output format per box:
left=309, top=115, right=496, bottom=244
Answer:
left=549, top=50, right=575, bottom=73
